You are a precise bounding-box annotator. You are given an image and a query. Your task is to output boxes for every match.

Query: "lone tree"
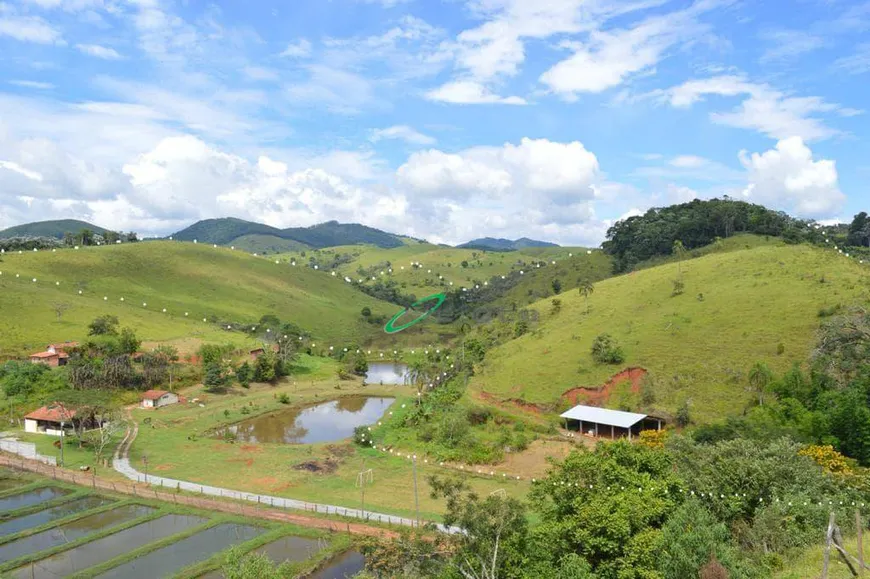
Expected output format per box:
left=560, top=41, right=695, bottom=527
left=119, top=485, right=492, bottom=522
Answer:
left=87, top=314, right=119, bottom=336
left=673, top=240, right=687, bottom=275
left=551, top=278, right=562, bottom=294
left=578, top=280, right=594, bottom=314
left=748, top=361, right=774, bottom=406
left=52, top=302, right=70, bottom=322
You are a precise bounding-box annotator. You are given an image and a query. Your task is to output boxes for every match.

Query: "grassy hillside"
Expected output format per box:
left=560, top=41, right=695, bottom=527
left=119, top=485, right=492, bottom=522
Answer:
left=474, top=241, right=870, bottom=422
left=0, top=219, right=108, bottom=239
left=284, top=243, right=595, bottom=297
left=228, top=234, right=309, bottom=254
left=0, top=242, right=430, bottom=357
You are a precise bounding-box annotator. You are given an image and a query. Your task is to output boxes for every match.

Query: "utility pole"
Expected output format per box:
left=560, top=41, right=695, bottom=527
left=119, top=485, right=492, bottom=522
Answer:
left=59, top=422, right=64, bottom=467
left=412, top=455, right=420, bottom=527
left=358, top=459, right=366, bottom=517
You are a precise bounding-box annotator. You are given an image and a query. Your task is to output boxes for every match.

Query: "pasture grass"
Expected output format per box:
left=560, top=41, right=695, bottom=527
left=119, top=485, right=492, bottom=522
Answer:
left=475, top=242, right=870, bottom=423
left=0, top=241, right=424, bottom=357
left=125, top=376, right=530, bottom=523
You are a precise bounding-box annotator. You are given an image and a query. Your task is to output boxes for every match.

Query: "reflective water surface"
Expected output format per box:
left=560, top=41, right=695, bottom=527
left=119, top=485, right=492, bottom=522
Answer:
left=216, top=396, right=394, bottom=444
left=9, top=509, right=192, bottom=578
left=310, top=550, right=366, bottom=579
left=95, top=523, right=264, bottom=579
left=0, top=495, right=114, bottom=537
left=197, top=534, right=324, bottom=578
left=365, top=362, right=410, bottom=385
left=0, top=487, right=70, bottom=513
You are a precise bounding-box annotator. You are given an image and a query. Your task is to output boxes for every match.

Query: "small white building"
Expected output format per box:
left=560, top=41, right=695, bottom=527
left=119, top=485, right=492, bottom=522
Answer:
left=141, top=390, right=179, bottom=409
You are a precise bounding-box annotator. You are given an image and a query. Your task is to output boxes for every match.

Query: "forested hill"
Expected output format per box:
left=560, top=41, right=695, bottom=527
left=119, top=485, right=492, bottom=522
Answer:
left=0, top=219, right=109, bottom=239
left=602, top=198, right=825, bottom=272
left=171, top=218, right=406, bottom=249
left=458, top=237, right=559, bottom=251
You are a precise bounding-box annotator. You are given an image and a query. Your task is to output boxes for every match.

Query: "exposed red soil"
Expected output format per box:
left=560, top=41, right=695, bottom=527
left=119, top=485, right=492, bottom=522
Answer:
left=561, top=367, right=648, bottom=406
left=239, top=444, right=262, bottom=453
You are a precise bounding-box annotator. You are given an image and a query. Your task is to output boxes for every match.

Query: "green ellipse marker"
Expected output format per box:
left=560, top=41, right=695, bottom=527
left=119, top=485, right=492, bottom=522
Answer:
left=384, top=293, right=446, bottom=334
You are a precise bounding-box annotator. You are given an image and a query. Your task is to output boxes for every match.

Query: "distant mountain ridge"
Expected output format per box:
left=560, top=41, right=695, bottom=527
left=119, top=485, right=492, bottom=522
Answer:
left=458, top=237, right=559, bottom=251
left=0, top=219, right=109, bottom=239
left=170, top=218, right=406, bottom=249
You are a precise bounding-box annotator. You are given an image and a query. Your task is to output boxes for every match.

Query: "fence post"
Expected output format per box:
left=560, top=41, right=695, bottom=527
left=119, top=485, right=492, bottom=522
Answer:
left=858, top=510, right=865, bottom=574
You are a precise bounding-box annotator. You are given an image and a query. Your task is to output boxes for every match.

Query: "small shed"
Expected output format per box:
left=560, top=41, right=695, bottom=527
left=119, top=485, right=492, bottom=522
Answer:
left=560, top=404, right=664, bottom=440
left=24, top=404, right=77, bottom=436
left=141, top=390, right=179, bottom=409
left=29, top=351, right=69, bottom=367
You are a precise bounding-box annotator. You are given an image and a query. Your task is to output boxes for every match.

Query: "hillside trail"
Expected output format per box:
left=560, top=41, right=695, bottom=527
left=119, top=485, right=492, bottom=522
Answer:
left=111, top=413, right=462, bottom=535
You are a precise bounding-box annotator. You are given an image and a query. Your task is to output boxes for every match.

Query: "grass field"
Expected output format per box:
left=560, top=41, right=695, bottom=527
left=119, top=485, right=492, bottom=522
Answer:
left=120, top=360, right=531, bottom=523
left=0, top=241, right=428, bottom=358
left=474, top=241, right=870, bottom=423
left=279, top=241, right=593, bottom=296
left=775, top=534, right=866, bottom=578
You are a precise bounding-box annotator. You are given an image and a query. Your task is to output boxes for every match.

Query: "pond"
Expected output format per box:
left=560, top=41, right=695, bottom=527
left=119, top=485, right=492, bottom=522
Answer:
left=0, top=487, right=70, bottom=513
left=310, top=550, right=366, bottom=579
left=365, top=362, right=410, bottom=385
left=0, top=495, right=114, bottom=537
left=0, top=501, right=147, bottom=563
left=95, top=523, right=264, bottom=579
left=9, top=510, right=197, bottom=579
left=197, top=534, right=324, bottom=578
left=216, top=396, right=395, bottom=444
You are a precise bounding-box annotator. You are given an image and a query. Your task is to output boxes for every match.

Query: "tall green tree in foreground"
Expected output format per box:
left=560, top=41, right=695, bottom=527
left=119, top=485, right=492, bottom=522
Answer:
left=429, top=475, right=528, bottom=579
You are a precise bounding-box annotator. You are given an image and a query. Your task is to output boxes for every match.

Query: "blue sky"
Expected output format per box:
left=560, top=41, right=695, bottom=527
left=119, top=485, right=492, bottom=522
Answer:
left=0, top=0, right=867, bottom=245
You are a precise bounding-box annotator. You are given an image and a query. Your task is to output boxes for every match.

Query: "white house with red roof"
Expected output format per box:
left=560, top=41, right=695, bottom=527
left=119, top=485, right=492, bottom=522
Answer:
left=24, top=403, right=77, bottom=436
left=140, top=389, right=179, bottom=409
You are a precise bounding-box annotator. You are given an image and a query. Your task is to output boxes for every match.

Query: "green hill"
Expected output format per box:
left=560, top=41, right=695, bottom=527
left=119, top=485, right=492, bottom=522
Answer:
left=458, top=237, right=559, bottom=251
left=171, top=218, right=406, bottom=249
left=226, top=234, right=309, bottom=254
left=0, top=220, right=109, bottom=239
left=473, top=241, right=870, bottom=422
left=0, top=241, right=428, bottom=358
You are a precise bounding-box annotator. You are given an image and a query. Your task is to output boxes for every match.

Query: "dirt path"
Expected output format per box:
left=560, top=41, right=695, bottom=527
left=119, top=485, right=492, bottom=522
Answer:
left=0, top=453, right=400, bottom=539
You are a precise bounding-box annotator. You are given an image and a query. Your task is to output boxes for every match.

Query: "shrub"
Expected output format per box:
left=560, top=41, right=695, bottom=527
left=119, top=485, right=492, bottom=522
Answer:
left=671, top=279, right=685, bottom=297
left=776, top=342, right=785, bottom=355
left=550, top=299, right=562, bottom=314
left=467, top=406, right=492, bottom=426
left=361, top=306, right=371, bottom=318
left=277, top=393, right=290, bottom=404
left=591, top=333, right=625, bottom=364
left=676, top=401, right=691, bottom=427
left=240, top=406, right=250, bottom=415
left=514, top=320, right=529, bottom=337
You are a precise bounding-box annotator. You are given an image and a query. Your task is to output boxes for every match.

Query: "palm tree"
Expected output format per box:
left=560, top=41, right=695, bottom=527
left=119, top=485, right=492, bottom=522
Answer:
left=578, top=280, right=594, bottom=314
left=748, top=361, right=774, bottom=406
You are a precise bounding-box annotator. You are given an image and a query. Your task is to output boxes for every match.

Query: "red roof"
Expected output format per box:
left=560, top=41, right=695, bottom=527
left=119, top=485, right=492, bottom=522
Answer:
left=30, top=351, right=69, bottom=359
left=24, top=404, right=76, bottom=423
left=142, top=389, right=169, bottom=401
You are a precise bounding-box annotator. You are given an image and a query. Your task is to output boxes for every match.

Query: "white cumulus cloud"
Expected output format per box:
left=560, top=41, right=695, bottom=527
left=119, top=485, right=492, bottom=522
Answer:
left=739, top=136, right=845, bottom=218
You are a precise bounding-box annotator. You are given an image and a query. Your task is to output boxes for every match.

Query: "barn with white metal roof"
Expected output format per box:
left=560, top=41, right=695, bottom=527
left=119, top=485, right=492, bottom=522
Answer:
left=559, top=404, right=664, bottom=440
